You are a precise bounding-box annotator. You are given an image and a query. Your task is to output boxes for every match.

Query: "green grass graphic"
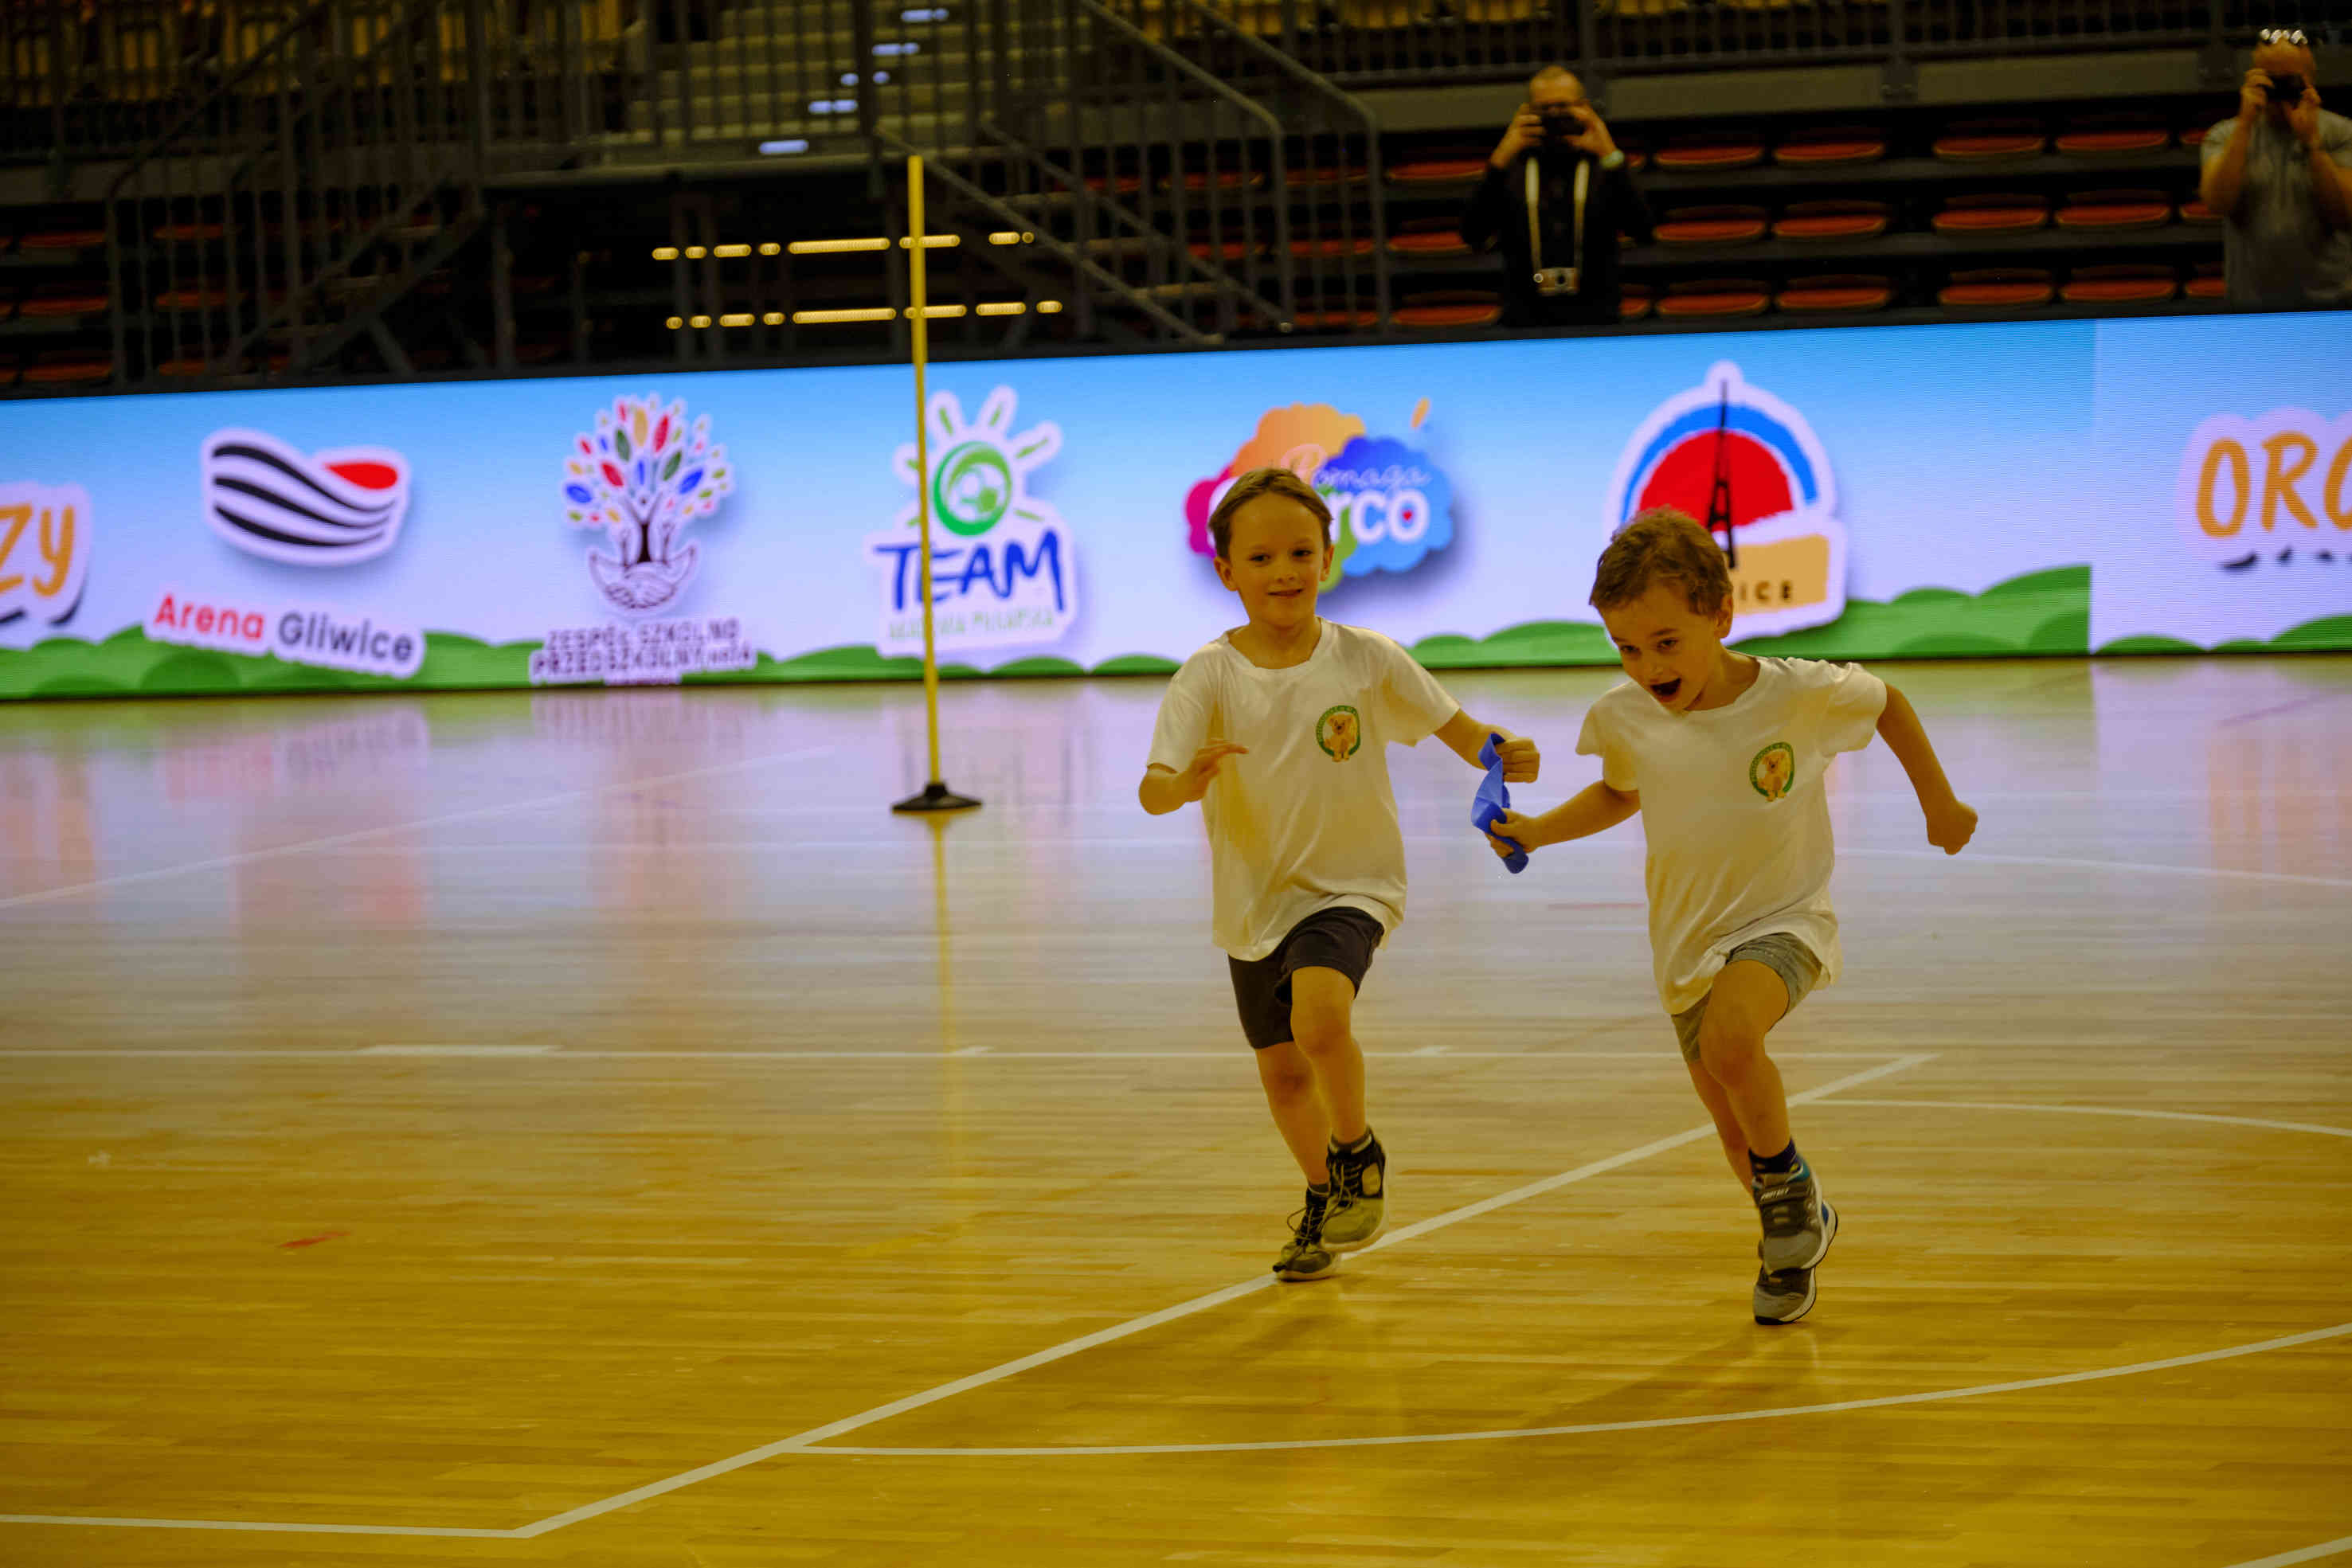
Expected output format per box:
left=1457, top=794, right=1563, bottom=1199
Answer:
left=4, top=573, right=2344, bottom=702
left=1412, top=566, right=2098, bottom=669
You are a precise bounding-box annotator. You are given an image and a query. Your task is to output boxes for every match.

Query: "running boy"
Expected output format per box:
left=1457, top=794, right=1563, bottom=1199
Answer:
left=1142, top=467, right=1540, bottom=1283
left=1485, top=508, right=1976, bottom=1324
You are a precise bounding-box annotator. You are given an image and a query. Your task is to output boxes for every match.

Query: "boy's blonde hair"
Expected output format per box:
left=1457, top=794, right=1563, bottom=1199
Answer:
left=1207, top=467, right=1334, bottom=559
left=1590, top=507, right=1733, bottom=616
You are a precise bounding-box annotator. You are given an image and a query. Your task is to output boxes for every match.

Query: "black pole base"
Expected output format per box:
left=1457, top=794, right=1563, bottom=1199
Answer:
left=891, top=780, right=982, bottom=814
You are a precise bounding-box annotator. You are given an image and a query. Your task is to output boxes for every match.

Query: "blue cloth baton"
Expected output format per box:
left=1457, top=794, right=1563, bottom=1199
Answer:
left=1474, top=733, right=1528, bottom=874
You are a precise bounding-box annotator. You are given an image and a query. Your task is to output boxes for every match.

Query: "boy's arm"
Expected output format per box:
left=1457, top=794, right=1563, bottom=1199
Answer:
left=1432, top=707, right=1540, bottom=782
left=1875, top=683, right=1977, bottom=854
left=1489, top=780, right=1639, bottom=857
left=1139, top=745, right=1247, bottom=816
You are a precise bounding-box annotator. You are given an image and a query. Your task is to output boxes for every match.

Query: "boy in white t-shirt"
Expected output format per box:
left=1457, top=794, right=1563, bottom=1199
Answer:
left=1143, top=467, right=1540, bottom=1283
left=1487, top=509, right=1976, bottom=1324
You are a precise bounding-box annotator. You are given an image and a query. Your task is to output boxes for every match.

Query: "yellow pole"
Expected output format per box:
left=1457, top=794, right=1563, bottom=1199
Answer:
left=890, top=158, right=978, bottom=814
left=910, top=154, right=944, bottom=789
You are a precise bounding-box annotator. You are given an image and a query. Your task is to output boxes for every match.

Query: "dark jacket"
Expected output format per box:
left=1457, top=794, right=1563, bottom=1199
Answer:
left=1462, top=147, right=1653, bottom=326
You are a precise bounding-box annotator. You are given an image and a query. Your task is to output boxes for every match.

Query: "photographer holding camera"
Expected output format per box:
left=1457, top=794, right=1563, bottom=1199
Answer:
left=1462, top=66, right=1653, bottom=328
left=2199, top=27, right=2352, bottom=308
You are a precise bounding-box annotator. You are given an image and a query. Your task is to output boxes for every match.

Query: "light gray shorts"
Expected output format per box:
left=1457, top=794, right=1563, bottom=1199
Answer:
left=1671, top=933, right=1822, bottom=1066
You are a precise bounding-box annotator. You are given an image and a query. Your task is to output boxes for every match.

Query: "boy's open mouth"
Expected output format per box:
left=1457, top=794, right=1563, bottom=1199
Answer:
left=1649, top=678, right=1682, bottom=702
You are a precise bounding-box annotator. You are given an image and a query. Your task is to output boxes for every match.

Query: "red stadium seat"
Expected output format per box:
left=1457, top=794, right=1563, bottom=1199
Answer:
left=20, top=281, right=109, bottom=318
left=1388, top=217, right=1470, bottom=257
left=1390, top=153, right=1491, bottom=185
left=1773, top=200, right=1891, bottom=242
left=22, top=350, right=113, bottom=385
left=2185, top=262, right=2225, bottom=300
left=1934, top=121, right=2048, bottom=162
left=1932, top=194, right=2049, bottom=234
left=1655, top=205, right=1769, bottom=246
left=2062, top=264, right=2178, bottom=303
left=1773, top=127, right=1888, bottom=167
left=1395, top=290, right=1503, bottom=328
left=2056, top=190, right=2174, bottom=230
left=1657, top=278, right=1771, bottom=318
left=1290, top=307, right=1383, bottom=332
left=2056, top=121, right=2170, bottom=158
left=1655, top=134, right=1765, bottom=172
left=1939, top=268, right=2055, bottom=308
left=1775, top=273, right=1893, bottom=313
left=1289, top=235, right=1376, bottom=259
left=1620, top=283, right=1653, bottom=322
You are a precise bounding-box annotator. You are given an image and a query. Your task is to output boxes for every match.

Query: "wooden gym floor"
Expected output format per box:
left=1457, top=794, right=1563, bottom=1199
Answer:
left=1, top=655, right=2346, bottom=1567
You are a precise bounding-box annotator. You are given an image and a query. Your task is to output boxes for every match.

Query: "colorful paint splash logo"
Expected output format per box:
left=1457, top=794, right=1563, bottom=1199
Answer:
left=1184, top=401, right=1455, bottom=588
left=1605, top=362, right=1848, bottom=639
left=562, top=393, right=734, bottom=615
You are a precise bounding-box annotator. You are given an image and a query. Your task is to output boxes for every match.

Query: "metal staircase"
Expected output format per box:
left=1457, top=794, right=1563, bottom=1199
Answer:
left=636, top=0, right=1387, bottom=342
left=104, top=0, right=493, bottom=384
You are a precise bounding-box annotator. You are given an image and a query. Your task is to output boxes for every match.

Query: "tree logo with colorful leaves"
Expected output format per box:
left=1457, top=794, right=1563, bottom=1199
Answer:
left=562, top=394, right=734, bottom=615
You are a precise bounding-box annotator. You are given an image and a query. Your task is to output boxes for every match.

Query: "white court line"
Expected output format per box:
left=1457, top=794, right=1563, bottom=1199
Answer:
left=361, top=1045, right=557, bottom=1057
left=0, top=1054, right=1929, bottom=1538
left=812, top=1319, right=2352, bottom=1457
left=1842, top=847, right=2352, bottom=891
left=0, top=1049, right=1905, bottom=1062
left=2229, top=1535, right=2352, bottom=1568
left=277, top=839, right=2352, bottom=893
left=0, top=1516, right=512, bottom=1539
left=495, top=1052, right=1938, bottom=1539
left=1837, top=1099, right=2352, bottom=1140
left=0, top=745, right=837, bottom=913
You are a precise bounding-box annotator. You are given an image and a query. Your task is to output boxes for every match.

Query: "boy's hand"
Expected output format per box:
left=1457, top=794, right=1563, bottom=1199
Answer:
left=1490, top=729, right=1540, bottom=783
left=1485, top=807, right=1540, bottom=858
left=1924, top=796, right=1978, bottom=854
left=1175, top=741, right=1248, bottom=804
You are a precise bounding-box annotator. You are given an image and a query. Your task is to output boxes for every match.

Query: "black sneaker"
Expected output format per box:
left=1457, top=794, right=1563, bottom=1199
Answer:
left=1273, top=1187, right=1339, bottom=1282
left=1321, top=1133, right=1387, bottom=1251
left=1754, top=1161, right=1831, bottom=1273
left=1753, top=1201, right=1837, bottom=1324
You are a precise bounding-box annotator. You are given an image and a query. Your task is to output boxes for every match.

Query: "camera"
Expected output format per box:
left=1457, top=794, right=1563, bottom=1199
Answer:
left=2266, top=72, right=2307, bottom=104
left=1539, top=109, right=1584, bottom=143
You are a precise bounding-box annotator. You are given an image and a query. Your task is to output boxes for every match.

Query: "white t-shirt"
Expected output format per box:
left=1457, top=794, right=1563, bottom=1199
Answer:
left=1577, top=656, right=1888, bottom=1014
left=1148, top=620, right=1462, bottom=961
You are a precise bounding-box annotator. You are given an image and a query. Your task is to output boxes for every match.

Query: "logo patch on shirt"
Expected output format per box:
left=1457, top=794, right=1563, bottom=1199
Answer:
left=1749, top=741, right=1795, bottom=800
left=1316, top=705, right=1363, bottom=762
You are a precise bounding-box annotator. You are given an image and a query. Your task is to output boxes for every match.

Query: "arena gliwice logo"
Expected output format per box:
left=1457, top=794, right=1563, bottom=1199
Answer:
left=202, top=428, right=411, bottom=566
left=1605, top=361, right=1849, bottom=639
left=562, top=393, right=734, bottom=615
left=1184, top=401, right=1455, bottom=588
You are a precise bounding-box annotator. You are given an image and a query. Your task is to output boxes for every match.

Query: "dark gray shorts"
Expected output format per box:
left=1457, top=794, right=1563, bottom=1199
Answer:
left=1227, top=908, right=1385, bottom=1051
left=1672, top=933, right=1822, bottom=1066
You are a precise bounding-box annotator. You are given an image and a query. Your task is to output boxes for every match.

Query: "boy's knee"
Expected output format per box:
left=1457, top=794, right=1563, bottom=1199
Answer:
left=1697, top=1016, right=1765, bottom=1081
left=1257, top=1049, right=1313, bottom=1095
left=1289, top=1007, right=1350, bottom=1058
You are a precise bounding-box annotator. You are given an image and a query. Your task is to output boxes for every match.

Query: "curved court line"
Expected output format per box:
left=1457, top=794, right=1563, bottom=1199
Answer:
left=803, top=1098, right=2352, bottom=1459
left=1834, top=1099, right=2352, bottom=1140
left=808, top=1319, right=2352, bottom=1457
left=1841, top=847, right=2352, bottom=891
left=2229, top=1535, right=2352, bottom=1568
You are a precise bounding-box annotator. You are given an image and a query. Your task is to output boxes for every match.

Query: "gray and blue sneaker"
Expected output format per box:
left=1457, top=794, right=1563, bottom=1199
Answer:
left=1321, top=1133, right=1387, bottom=1251
left=1754, top=1201, right=1838, bottom=1324
left=1755, top=1161, right=1832, bottom=1273
left=1273, top=1187, right=1339, bottom=1282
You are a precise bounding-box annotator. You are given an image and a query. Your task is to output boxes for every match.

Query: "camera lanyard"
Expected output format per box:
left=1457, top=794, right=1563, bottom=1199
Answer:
left=1526, top=151, right=1589, bottom=275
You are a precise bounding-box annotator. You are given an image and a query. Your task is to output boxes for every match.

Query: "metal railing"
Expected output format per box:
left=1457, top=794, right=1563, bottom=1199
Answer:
left=1188, top=0, right=2305, bottom=88
left=105, top=0, right=491, bottom=383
